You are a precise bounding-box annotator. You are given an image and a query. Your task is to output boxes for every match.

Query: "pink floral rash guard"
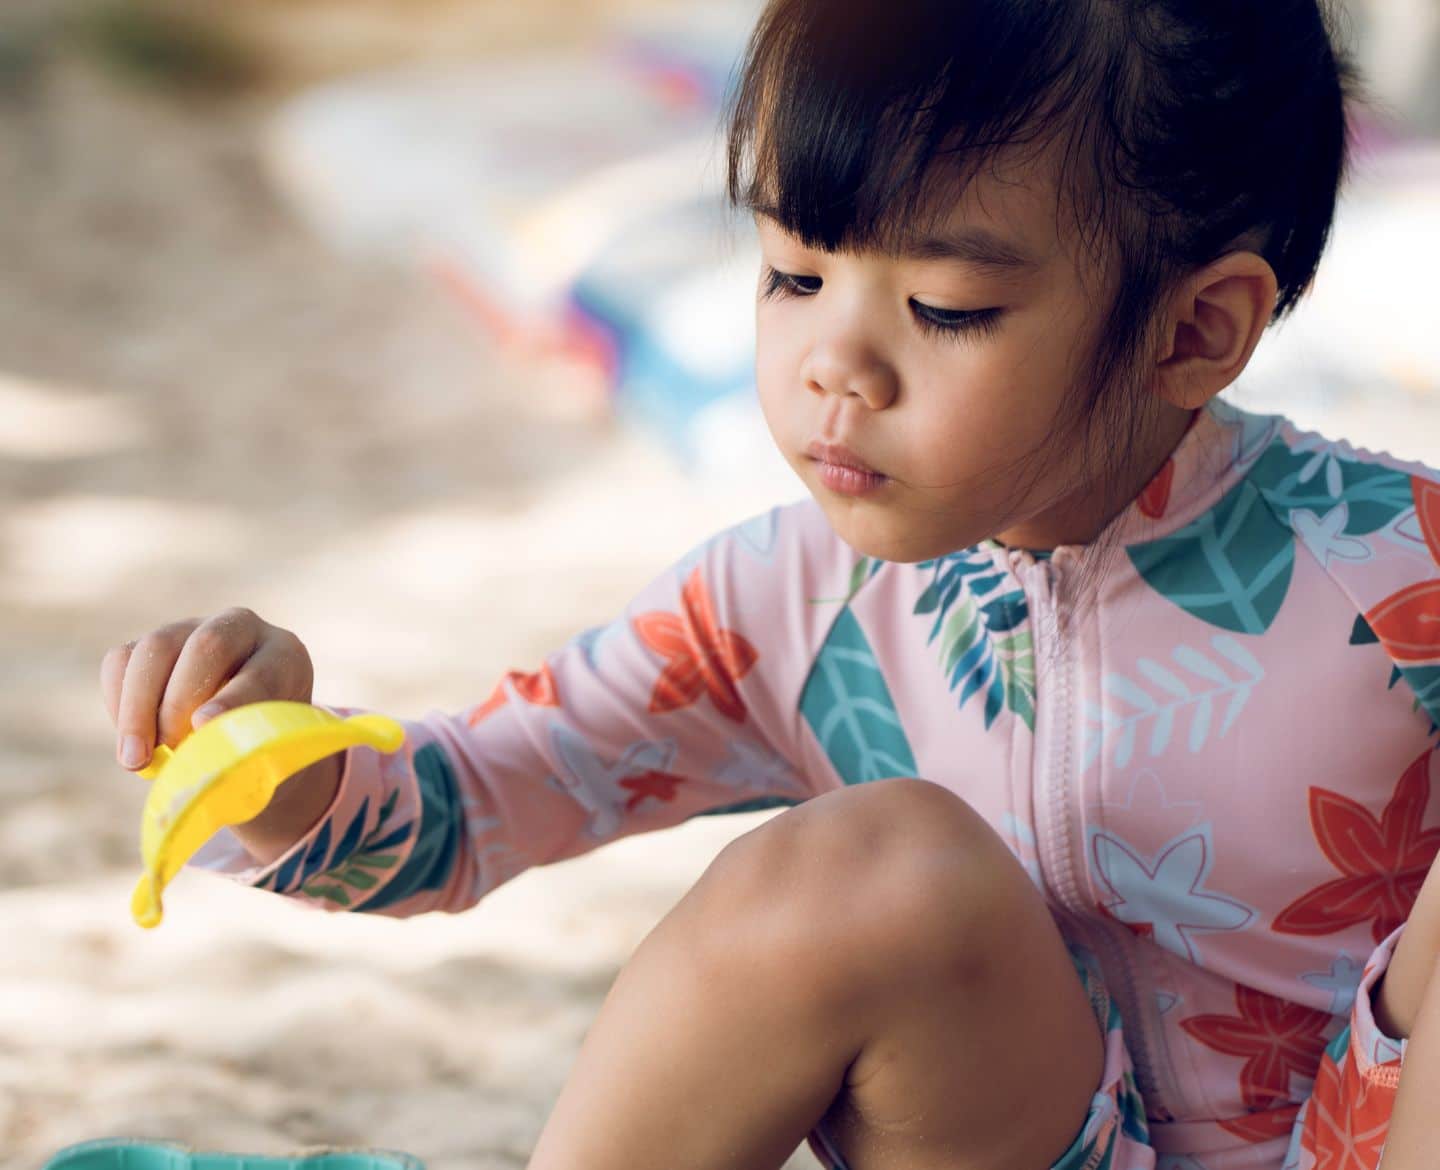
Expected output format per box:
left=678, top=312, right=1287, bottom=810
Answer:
left=194, top=396, right=1440, bottom=1169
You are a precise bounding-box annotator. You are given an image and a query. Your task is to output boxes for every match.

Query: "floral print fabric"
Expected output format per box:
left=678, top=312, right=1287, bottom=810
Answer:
left=192, top=396, right=1440, bottom=1169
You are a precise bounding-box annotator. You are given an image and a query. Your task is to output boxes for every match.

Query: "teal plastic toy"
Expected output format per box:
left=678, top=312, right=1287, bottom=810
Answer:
left=42, top=1141, right=425, bottom=1170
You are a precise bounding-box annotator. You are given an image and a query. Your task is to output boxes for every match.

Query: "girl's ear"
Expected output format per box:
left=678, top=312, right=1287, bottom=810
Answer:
left=1152, top=252, right=1279, bottom=410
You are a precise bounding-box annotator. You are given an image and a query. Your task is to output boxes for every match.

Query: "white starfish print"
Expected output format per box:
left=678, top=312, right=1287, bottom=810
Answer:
left=543, top=723, right=679, bottom=838
left=1301, top=953, right=1364, bottom=1015
left=1291, top=433, right=1351, bottom=498
left=1291, top=503, right=1372, bottom=567
left=713, top=738, right=808, bottom=797
left=1090, top=828, right=1254, bottom=963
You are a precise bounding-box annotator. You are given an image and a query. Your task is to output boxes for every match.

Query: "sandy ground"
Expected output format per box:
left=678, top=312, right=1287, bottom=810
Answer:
left=0, top=16, right=811, bottom=1169
left=3, top=5, right=1440, bottom=1169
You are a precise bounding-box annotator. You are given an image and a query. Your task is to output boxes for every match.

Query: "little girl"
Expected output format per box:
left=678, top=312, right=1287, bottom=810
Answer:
left=100, top=1, right=1440, bottom=1168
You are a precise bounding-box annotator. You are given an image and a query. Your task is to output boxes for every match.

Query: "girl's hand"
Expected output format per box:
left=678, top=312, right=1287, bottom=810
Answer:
left=99, top=608, right=342, bottom=864
left=100, top=607, right=316, bottom=769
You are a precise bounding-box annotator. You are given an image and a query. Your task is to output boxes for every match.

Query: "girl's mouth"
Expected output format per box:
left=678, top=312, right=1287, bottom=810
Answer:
left=806, top=441, right=889, bottom=496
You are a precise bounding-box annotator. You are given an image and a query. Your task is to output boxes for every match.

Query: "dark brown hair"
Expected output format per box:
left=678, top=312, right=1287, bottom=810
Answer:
left=725, top=0, right=1363, bottom=572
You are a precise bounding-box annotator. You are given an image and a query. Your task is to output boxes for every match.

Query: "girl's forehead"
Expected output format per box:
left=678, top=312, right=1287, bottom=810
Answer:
left=755, top=149, right=1066, bottom=277
left=923, top=146, right=1068, bottom=247
left=755, top=205, right=1044, bottom=281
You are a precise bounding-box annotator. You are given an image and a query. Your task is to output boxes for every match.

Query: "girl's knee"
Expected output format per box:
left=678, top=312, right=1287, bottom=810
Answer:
left=687, top=778, right=1035, bottom=987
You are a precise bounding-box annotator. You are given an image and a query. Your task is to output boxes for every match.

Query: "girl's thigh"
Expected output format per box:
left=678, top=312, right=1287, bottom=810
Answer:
left=716, top=778, right=1152, bottom=1170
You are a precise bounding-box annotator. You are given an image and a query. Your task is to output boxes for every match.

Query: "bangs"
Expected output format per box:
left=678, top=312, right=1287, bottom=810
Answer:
left=725, top=0, right=1101, bottom=255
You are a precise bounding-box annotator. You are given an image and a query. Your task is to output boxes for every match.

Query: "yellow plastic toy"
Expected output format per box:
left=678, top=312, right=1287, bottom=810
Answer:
left=131, top=700, right=405, bottom=929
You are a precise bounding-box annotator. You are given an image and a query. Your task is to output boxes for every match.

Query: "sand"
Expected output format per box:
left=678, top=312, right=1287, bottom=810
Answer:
left=0, top=11, right=810, bottom=1167
left=3, top=4, right=1440, bottom=1168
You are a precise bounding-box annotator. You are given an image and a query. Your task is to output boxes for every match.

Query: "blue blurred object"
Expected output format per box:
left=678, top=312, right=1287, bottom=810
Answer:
left=256, top=0, right=1440, bottom=480
left=43, top=1140, right=425, bottom=1170
left=257, top=2, right=779, bottom=482
left=566, top=195, right=773, bottom=474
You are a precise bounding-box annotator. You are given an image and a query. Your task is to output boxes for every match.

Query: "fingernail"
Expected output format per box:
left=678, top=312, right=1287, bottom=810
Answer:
left=192, top=703, right=223, bottom=727
left=120, top=735, right=147, bottom=769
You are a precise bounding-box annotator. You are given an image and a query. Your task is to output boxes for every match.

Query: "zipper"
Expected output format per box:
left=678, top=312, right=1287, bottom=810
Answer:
left=1030, top=557, right=1084, bottom=911
left=1026, top=551, right=1172, bottom=1122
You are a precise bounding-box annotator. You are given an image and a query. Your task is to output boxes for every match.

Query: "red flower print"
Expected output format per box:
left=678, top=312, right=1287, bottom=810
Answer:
left=1298, top=1042, right=1394, bottom=1170
left=1215, top=1106, right=1299, bottom=1144
left=1412, top=475, right=1440, bottom=564
left=1365, top=580, right=1440, bottom=663
left=619, top=770, right=686, bottom=811
left=1138, top=458, right=1176, bottom=520
left=1364, top=477, right=1440, bottom=661
left=633, top=568, right=758, bottom=723
left=1181, top=984, right=1332, bottom=1138
left=468, top=664, right=561, bottom=725
left=1273, top=748, right=1440, bottom=944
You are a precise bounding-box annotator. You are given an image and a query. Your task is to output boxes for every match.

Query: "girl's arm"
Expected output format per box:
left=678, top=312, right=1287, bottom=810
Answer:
left=1372, top=854, right=1440, bottom=1168
left=188, top=504, right=851, bottom=917
left=1379, top=949, right=1440, bottom=1170
left=1376, top=858, right=1440, bottom=1040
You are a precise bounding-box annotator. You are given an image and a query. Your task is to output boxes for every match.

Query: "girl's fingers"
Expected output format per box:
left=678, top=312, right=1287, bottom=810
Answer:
left=114, top=620, right=201, bottom=770
left=103, top=609, right=311, bottom=773
left=99, top=639, right=136, bottom=728
left=191, top=634, right=312, bottom=725
left=157, top=608, right=261, bottom=748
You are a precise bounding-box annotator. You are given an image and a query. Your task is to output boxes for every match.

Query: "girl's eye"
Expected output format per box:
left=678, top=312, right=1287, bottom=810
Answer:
left=761, top=266, right=822, bottom=299
left=760, top=265, right=1003, bottom=342
left=910, top=302, right=1004, bottom=341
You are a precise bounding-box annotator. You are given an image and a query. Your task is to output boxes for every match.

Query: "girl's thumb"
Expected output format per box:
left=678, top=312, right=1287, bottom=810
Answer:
left=191, top=702, right=226, bottom=729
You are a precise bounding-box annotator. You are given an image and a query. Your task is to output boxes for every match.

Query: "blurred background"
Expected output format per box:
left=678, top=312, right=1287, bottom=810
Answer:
left=0, top=1, right=1437, bottom=1166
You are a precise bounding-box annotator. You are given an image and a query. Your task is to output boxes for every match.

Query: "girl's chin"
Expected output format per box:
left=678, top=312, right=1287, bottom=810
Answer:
left=818, top=507, right=962, bottom=565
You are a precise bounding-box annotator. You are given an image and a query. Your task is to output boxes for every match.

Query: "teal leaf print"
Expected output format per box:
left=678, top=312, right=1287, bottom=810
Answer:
left=1398, top=662, right=1440, bottom=735
left=302, top=852, right=400, bottom=907
left=357, top=743, right=463, bottom=913
left=694, top=796, right=803, bottom=817
left=800, top=607, right=918, bottom=784
left=1350, top=614, right=1380, bottom=645
left=1118, top=1072, right=1150, bottom=1145
left=915, top=552, right=1035, bottom=731
left=1291, top=504, right=1373, bottom=567
left=1352, top=615, right=1440, bottom=734
left=1128, top=480, right=1295, bottom=634
left=1083, top=635, right=1264, bottom=770
left=846, top=557, right=882, bottom=602
left=257, top=785, right=401, bottom=896
left=1250, top=439, right=1413, bottom=535
left=809, top=556, right=884, bottom=606
left=270, top=818, right=329, bottom=893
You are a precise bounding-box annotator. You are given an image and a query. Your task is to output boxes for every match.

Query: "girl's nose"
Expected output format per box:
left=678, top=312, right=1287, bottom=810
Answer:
left=801, top=336, right=899, bottom=410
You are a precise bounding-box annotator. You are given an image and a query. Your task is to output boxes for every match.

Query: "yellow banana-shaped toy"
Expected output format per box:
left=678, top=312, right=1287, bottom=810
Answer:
left=131, top=700, right=405, bottom=929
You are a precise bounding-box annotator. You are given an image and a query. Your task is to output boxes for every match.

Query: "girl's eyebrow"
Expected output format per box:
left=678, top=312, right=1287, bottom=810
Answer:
left=898, top=227, right=1041, bottom=275
left=749, top=205, right=1040, bottom=276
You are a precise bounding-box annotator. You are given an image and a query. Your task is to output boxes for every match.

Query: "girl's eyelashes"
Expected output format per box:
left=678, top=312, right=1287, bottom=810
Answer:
left=759, top=265, right=1003, bottom=341
left=911, top=303, right=1004, bottom=341
left=761, top=267, right=821, bottom=300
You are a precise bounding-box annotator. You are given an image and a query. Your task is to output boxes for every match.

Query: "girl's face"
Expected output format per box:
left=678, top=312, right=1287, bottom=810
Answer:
left=754, top=153, right=1137, bottom=563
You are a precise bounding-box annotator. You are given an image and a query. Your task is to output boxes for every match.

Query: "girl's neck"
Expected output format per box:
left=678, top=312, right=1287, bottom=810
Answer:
left=992, top=401, right=1201, bottom=554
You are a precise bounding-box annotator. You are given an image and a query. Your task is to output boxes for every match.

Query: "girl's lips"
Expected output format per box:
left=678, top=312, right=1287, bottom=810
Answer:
left=805, top=442, right=888, bottom=496
left=805, top=441, right=880, bottom=475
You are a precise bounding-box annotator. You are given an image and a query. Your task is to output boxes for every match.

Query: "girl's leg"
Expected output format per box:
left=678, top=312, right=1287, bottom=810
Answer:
left=525, top=778, right=1105, bottom=1170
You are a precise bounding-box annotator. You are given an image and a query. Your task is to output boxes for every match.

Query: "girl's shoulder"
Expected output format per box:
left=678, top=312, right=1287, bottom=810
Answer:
left=1254, top=408, right=1440, bottom=490
left=1237, top=405, right=1440, bottom=571
left=1232, top=403, right=1440, bottom=725
left=689, top=497, right=850, bottom=569
left=674, top=497, right=869, bottom=611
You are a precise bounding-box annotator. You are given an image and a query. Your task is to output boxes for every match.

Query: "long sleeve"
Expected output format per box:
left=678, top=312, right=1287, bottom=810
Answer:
left=190, top=503, right=853, bottom=916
